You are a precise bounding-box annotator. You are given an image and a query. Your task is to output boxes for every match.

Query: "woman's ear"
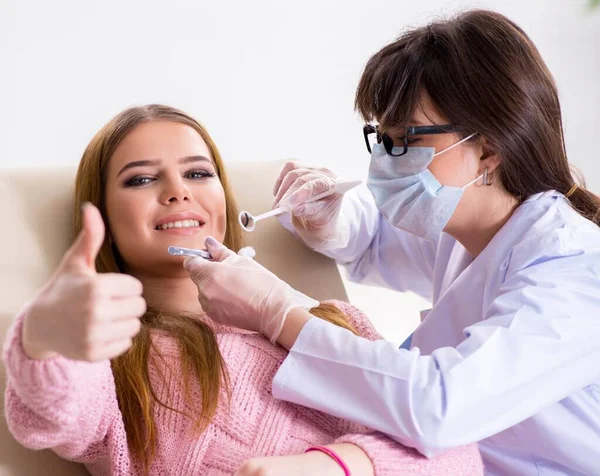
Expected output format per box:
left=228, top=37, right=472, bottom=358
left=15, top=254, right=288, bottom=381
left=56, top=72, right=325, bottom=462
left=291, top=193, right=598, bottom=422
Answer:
left=478, top=136, right=501, bottom=174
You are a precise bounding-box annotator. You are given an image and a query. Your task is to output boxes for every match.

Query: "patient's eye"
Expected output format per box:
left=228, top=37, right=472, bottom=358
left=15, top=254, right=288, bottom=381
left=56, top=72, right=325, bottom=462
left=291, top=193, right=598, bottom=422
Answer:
left=123, top=169, right=216, bottom=188
left=185, top=169, right=216, bottom=180
left=125, top=175, right=154, bottom=187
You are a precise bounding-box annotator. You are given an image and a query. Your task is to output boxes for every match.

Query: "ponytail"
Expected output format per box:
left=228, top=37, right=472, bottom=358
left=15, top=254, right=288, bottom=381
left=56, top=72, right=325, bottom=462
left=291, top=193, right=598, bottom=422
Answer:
left=565, top=184, right=600, bottom=226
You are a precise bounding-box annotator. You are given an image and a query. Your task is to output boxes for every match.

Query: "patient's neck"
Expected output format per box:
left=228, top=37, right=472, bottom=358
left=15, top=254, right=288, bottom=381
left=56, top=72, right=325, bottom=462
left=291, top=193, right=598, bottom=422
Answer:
left=137, top=273, right=205, bottom=318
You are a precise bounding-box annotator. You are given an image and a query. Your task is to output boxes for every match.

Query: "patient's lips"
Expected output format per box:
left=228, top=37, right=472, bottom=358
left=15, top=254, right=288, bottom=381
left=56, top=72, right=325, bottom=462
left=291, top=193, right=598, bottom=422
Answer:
left=154, top=213, right=205, bottom=236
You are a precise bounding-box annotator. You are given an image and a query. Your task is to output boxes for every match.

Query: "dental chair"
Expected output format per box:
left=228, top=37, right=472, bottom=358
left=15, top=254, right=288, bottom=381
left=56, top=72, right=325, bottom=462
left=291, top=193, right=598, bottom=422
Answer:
left=0, top=161, right=348, bottom=476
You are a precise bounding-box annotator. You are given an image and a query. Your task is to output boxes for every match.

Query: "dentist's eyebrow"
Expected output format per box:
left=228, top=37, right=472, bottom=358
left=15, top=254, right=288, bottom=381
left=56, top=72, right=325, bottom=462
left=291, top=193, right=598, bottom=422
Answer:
left=380, top=118, right=426, bottom=138
left=117, top=155, right=213, bottom=178
left=408, top=118, right=426, bottom=126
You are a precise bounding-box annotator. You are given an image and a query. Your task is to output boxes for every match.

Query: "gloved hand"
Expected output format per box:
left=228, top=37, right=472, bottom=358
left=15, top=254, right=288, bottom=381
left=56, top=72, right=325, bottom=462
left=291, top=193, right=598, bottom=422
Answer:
left=273, top=161, right=350, bottom=250
left=183, top=237, right=319, bottom=343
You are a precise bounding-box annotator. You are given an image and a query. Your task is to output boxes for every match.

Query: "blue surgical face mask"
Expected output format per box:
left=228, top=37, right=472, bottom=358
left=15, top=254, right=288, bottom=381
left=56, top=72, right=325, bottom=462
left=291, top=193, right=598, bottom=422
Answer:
left=367, top=133, right=480, bottom=242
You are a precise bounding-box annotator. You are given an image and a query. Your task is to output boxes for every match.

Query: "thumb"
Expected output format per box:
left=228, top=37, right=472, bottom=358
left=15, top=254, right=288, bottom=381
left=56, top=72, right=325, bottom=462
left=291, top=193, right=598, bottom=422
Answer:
left=204, top=236, right=236, bottom=262
left=63, top=203, right=106, bottom=273
left=183, top=254, right=218, bottom=285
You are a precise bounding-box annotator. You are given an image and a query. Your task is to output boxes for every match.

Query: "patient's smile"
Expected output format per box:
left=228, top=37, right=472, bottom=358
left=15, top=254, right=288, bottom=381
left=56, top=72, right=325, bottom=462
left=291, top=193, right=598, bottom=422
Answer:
left=153, top=212, right=207, bottom=236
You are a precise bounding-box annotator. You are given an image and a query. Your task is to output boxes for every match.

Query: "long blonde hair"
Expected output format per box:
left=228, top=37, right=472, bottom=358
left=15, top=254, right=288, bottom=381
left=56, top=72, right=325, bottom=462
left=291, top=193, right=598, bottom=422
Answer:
left=73, top=104, right=356, bottom=473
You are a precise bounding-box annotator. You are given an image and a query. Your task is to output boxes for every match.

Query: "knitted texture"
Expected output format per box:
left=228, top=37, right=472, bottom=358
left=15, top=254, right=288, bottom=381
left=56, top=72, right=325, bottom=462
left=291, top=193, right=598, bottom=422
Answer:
left=3, top=300, right=482, bottom=475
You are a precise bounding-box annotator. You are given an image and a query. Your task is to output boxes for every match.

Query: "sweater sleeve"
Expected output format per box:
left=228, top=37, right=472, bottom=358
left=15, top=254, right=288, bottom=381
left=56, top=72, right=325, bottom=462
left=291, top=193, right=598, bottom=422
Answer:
left=334, top=432, right=483, bottom=476
left=2, top=307, right=124, bottom=464
left=324, top=299, right=383, bottom=341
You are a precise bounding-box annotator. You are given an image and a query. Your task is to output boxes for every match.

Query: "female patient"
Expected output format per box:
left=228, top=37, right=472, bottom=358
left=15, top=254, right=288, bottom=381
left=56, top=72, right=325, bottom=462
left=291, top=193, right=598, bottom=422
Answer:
left=3, top=105, right=482, bottom=475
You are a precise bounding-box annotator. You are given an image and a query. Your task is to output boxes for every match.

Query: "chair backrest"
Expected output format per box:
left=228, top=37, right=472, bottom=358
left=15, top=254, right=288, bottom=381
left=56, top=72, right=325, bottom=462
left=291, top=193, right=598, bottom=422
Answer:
left=0, top=161, right=347, bottom=476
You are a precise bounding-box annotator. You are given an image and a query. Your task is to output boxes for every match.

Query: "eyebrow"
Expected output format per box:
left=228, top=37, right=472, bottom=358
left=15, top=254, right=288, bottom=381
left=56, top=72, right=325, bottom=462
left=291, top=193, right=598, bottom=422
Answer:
left=117, top=155, right=213, bottom=178
left=381, top=118, right=426, bottom=137
left=408, top=117, right=426, bottom=126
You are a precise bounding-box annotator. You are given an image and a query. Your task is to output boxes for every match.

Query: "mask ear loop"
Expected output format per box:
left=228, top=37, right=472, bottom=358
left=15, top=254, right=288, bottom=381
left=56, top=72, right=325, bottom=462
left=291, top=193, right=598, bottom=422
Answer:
left=461, top=167, right=496, bottom=191
left=433, top=132, right=478, bottom=157
left=434, top=132, right=490, bottom=190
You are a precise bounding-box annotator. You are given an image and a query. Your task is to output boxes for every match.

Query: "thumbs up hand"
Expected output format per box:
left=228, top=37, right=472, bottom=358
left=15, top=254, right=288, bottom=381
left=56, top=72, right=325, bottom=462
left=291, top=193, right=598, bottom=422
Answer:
left=21, top=204, right=146, bottom=361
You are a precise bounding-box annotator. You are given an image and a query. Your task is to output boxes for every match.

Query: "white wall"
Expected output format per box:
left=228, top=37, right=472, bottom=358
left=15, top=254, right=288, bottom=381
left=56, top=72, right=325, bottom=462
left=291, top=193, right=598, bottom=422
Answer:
left=2, top=0, right=598, bottom=344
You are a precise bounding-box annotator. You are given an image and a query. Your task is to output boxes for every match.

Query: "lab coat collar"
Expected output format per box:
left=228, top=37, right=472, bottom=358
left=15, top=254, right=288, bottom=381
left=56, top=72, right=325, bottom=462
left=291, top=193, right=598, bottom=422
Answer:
left=523, top=190, right=561, bottom=203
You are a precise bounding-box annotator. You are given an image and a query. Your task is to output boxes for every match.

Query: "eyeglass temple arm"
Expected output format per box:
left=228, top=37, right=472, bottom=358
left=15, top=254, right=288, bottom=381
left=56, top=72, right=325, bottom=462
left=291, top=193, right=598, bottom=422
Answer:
left=405, top=124, right=464, bottom=136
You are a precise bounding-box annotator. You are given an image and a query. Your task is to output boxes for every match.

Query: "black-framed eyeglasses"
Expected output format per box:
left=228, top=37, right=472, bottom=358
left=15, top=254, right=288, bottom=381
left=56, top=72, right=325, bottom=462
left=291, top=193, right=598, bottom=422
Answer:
left=363, top=123, right=466, bottom=157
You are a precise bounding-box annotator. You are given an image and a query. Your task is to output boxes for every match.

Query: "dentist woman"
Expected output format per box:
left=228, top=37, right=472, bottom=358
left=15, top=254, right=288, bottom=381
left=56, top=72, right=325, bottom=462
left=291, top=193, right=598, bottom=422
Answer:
left=184, top=10, right=600, bottom=475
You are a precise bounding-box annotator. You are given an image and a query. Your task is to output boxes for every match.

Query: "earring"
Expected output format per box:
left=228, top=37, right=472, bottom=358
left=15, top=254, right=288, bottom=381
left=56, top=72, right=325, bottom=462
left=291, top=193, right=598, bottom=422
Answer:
left=483, top=168, right=493, bottom=186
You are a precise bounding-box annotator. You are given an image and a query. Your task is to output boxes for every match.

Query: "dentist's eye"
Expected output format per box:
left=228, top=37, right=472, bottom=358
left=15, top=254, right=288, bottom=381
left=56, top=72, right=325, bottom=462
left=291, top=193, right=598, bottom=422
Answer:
left=185, top=170, right=216, bottom=180
left=125, top=176, right=155, bottom=187
left=407, top=138, right=421, bottom=145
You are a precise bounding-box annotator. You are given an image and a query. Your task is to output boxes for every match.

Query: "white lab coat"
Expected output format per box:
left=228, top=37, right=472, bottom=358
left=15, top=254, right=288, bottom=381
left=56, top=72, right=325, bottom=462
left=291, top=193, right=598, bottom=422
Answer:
left=273, top=187, right=600, bottom=475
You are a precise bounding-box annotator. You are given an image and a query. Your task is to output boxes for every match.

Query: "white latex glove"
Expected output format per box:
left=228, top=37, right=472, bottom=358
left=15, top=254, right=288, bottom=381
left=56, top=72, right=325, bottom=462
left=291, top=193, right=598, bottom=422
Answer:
left=273, top=161, right=350, bottom=250
left=183, top=237, right=319, bottom=343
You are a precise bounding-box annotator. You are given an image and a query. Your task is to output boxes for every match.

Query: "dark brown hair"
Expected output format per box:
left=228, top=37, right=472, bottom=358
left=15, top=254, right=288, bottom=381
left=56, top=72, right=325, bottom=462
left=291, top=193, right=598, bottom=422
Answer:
left=355, top=9, right=600, bottom=225
left=74, top=104, right=357, bottom=473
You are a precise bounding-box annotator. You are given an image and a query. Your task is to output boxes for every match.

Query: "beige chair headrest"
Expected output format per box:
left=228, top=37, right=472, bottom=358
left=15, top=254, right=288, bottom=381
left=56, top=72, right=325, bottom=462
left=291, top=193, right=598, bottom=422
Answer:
left=0, top=160, right=346, bottom=476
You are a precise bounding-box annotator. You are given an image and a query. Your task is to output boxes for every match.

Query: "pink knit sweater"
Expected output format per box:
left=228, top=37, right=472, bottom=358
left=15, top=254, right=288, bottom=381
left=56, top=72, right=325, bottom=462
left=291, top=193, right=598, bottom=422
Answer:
left=3, top=300, right=483, bottom=475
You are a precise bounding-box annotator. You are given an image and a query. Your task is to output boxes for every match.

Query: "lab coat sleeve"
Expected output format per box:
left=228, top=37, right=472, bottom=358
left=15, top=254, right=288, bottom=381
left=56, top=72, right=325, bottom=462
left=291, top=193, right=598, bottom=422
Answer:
left=272, top=253, right=600, bottom=457
left=333, top=432, right=483, bottom=476
left=324, top=300, right=484, bottom=474
left=278, top=186, right=437, bottom=300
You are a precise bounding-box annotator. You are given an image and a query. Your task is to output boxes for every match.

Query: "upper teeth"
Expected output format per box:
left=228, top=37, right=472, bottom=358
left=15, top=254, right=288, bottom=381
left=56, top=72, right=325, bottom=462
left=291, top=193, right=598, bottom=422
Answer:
left=157, top=220, right=201, bottom=230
